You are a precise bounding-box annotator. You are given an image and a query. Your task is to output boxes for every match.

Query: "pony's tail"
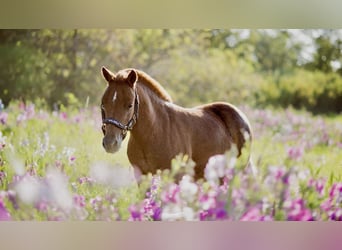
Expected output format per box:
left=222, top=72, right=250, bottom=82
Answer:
left=240, top=128, right=257, bottom=178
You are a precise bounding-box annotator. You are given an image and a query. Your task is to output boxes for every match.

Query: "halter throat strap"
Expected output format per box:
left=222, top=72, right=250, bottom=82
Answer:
left=102, top=91, right=139, bottom=134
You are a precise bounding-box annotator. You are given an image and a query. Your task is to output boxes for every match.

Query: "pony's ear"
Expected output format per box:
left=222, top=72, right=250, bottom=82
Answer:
left=101, top=67, right=115, bottom=82
left=127, top=69, right=138, bottom=88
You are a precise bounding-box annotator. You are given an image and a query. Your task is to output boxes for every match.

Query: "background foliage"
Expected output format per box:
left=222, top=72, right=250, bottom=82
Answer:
left=1, top=29, right=341, bottom=113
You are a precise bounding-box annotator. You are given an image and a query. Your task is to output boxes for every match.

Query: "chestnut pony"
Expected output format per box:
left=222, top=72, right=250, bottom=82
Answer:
left=100, top=67, right=253, bottom=180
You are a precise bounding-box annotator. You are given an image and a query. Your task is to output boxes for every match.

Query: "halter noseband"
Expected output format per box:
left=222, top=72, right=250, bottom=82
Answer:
left=102, top=91, right=139, bottom=135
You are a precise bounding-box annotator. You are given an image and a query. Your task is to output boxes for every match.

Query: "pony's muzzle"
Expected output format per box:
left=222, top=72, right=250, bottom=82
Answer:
left=102, top=135, right=122, bottom=153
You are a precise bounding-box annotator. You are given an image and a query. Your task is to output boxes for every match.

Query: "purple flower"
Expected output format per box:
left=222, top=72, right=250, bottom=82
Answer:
left=240, top=207, right=262, bottom=221
left=69, top=156, right=76, bottom=164
left=35, top=201, right=49, bottom=212
left=0, top=171, right=6, bottom=185
left=78, top=176, right=94, bottom=185
left=287, top=146, right=304, bottom=160
left=0, top=112, right=8, bottom=125
left=161, top=184, right=180, bottom=204
left=74, top=194, right=86, bottom=207
left=143, top=198, right=161, bottom=221
left=128, top=205, right=143, bottom=221
left=308, top=178, right=326, bottom=196
left=329, top=183, right=342, bottom=200
left=320, top=199, right=332, bottom=212
left=284, top=199, right=314, bottom=221
left=329, top=208, right=342, bottom=221
left=59, top=112, right=68, bottom=120
left=0, top=132, right=6, bottom=151
left=7, top=190, right=18, bottom=210
left=0, top=198, right=11, bottom=221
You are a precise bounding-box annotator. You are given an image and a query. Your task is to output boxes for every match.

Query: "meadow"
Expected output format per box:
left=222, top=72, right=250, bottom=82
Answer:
left=0, top=100, right=341, bottom=221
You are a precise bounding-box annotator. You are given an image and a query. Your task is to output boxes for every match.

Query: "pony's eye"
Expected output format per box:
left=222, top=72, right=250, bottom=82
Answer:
left=128, top=104, right=133, bottom=109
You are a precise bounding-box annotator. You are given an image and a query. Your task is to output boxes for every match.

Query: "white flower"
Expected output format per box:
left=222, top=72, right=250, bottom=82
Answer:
left=15, top=175, right=40, bottom=204
left=204, top=154, right=226, bottom=184
left=6, top=152, right=25, bottom=175
left=161, top=204, right=183, bottom=221
left=179, top=175, right=198, bottom=203
left=46, top=168, right=73, bottom=211
left=182, top=206, right=195, bottom=221
left=90, top=162, right=136, bottom=188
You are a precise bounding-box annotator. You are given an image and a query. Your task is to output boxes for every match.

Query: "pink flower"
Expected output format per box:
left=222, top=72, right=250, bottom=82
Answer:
left=287, top=146, right=304, bottom=160
left=161, top=184, right=180, bottom=204
left=0, top=112, right=8, bottom=125
left=241, top=207, right=263, bottom=221
left=74, top=194, right=86, bottom=207
left=329, top=183, right=342, bottom=200
left=128, top=205, right=143, bottom=221
left=59, top=112, right=68, bottom=120
left=308, top=178, right=326, bottom=196
left=69, top=156, right=76, bottom=164
left=0, top=198, right=11, bottom=221
left=284, top=199, right=314, bottom=221
left=329, top=208, right=342, bottom=221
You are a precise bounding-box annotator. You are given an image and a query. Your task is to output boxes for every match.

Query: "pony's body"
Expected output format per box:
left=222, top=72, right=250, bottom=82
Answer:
left=101, top=68, right=252, bottom=180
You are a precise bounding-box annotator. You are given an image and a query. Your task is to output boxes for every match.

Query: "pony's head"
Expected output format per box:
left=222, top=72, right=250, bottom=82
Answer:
left=100, top=67, right=139, bottom=153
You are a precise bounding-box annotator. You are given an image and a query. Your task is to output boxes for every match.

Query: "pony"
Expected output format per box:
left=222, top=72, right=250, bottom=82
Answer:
left=100, top=67, right=253, bottom=181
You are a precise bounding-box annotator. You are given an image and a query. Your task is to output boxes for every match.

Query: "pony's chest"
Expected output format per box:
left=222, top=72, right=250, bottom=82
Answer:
left=127, top=139, right=172, bottom=174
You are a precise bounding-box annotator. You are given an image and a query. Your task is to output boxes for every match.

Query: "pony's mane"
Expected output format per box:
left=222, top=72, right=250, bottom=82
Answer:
left=117, top=69, right=173, bottom=103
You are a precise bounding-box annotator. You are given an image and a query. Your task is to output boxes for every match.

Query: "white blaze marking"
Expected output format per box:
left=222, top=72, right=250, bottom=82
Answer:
left=112, top=91, right=117, bottom=103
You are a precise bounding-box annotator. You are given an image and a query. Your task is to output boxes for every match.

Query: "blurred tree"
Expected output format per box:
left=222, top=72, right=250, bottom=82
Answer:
left=304, top=30, right=342, bottom=75
left=250, top=30, right=302, bottom=74
left=0, top=29, right=341, bottom=114
left=0, top=30, right=53, bottom=105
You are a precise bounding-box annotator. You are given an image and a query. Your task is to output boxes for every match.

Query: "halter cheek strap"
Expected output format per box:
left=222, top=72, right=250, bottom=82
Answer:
left=102, top=91, right=139, bottom=135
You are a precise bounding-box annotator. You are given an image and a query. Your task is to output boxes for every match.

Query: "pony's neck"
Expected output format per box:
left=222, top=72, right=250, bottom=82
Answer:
left=130, top=84, right=167, bottom=139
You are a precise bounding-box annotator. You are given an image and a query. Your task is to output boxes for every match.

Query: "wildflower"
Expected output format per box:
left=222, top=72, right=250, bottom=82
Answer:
left=161, top=204, right=183, bottom=221
left=78, top=176, right=94, bottom=185
left=329, top=183, right=342, bottom=201
left=15, top=175, right=41, bottom=205
left=0, top=170, right=5, bottom=184
left=182, top=206, right=195, bottom=221
left=240, top=207, right=262, bottom=221
left=62, top=147, right=76, bottom=162
left=90, top=162, right=135, bottom=188
left=204, top=154, right=226, bottom=184
left=46, top=168, right=73, bottom=211
left=142, top=175, right=162, bottom=220
left=329, top=208, right=342, bottom=221
left=0, top=111, right=8, bottom=125
left=308, top=178, right=326, bottom=196
left=59, top=112, right=68, bottom=120
left=0, top=198, right=11, bottom=221
left=7, top=190, right=18, bottom=210
left=16, top=104, right=35, bottom=123
left=287, top=146, right=304, bottom=160
left=142, top=198, right=161, bottom=221
left=179, top=175, right=198, bottom=203
left=161, top=184, right=180, bottom=204
left=284, top=198, right=314, bottom=221
left=128, top=205, right=143, bottom=221
left=69, top=155, right=76, bottom=164
left=0, top=132, right=6, bottom=151
left=73, top=194, right=86, bottom=207
left=35, top=201, right=49, bottom=212
left=90, top=196, right=103, bottom=212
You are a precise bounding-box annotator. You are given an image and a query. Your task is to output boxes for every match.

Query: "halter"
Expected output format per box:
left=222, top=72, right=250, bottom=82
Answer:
left=102, top=91, right=139, bottom=135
